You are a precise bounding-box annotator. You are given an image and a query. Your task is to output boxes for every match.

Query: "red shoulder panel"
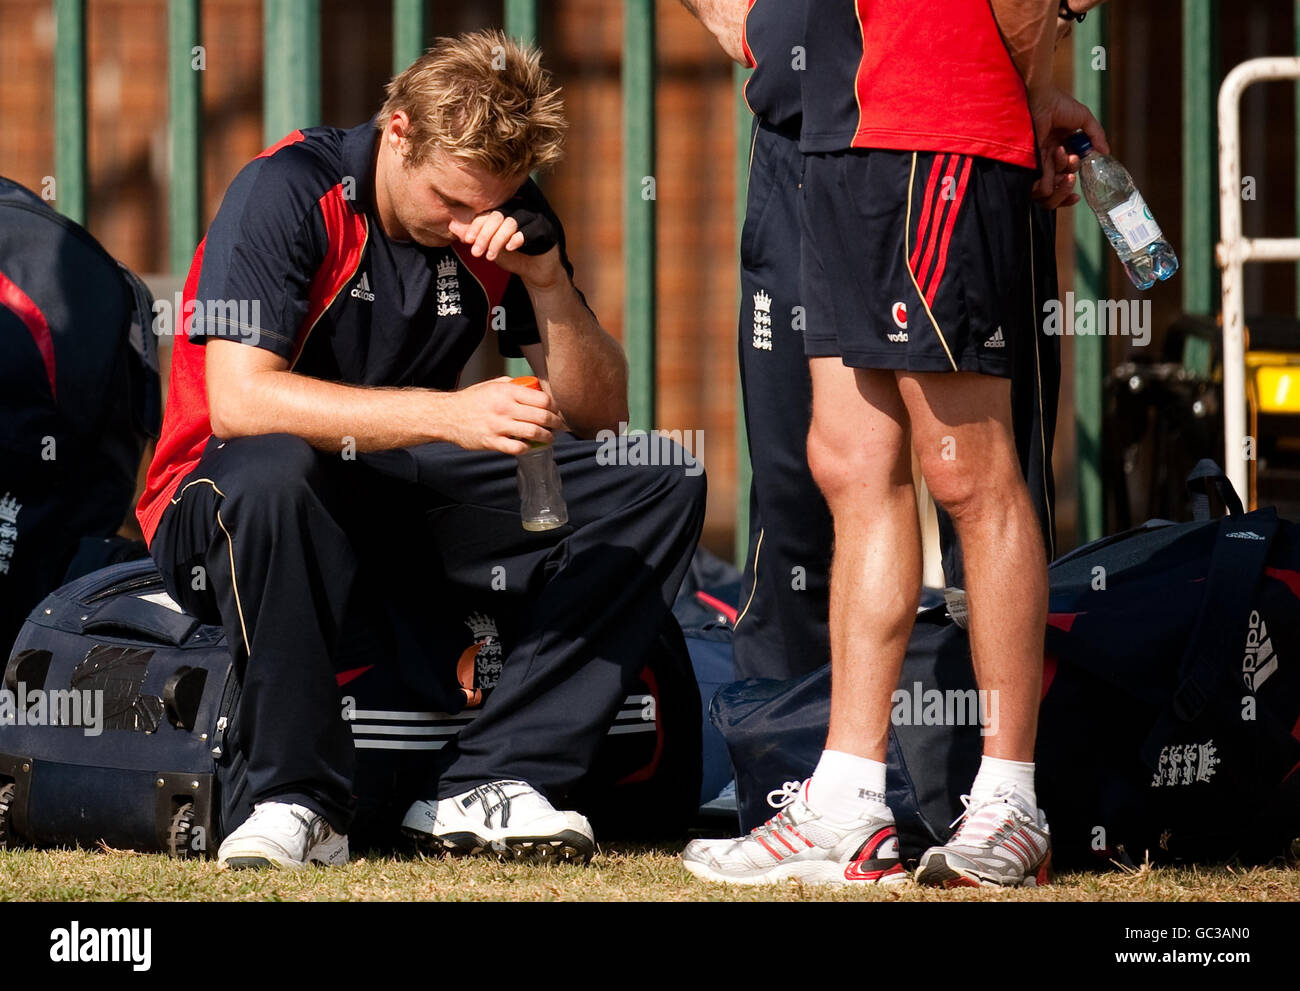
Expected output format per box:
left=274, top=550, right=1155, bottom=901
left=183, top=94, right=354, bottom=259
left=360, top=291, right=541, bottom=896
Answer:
left=0, top=268, right=55, bottom=399
left=294, top=184, right=369, bottom=365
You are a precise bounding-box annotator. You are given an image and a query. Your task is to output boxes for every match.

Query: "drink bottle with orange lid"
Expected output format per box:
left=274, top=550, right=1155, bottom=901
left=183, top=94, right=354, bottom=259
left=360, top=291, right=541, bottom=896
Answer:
left=511, top=375, right=568, bottom=531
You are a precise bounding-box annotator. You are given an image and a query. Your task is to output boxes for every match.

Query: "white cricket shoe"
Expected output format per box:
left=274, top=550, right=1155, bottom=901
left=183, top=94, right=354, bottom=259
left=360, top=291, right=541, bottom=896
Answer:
left=915, top=784, right=1052, bottom=888
left=681, top=780, right=907, bottom=886
left=401, top=780, right=596, bottom=862
left=217, top=801, right=349, bottom=870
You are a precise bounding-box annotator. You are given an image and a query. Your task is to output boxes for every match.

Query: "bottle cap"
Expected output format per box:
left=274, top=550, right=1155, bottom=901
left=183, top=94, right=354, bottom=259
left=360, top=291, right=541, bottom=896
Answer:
left=1063, top=131, right=1093, bottom=158
left=511, top=375, right=548, bottom=450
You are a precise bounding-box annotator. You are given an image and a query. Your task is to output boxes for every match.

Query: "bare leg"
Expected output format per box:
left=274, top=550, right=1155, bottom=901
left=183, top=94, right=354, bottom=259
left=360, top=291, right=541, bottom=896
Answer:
left=806, top=359, right=920, bottom=763
left=896, top=371, right=1047, bottom=761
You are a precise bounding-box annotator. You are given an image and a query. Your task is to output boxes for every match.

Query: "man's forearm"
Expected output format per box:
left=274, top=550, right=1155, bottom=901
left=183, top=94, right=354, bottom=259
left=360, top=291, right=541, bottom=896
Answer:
left=211, top=369, right=456, bottom=453
left=679, top=0, right=749, bottom=64
left=527, top=281, right=629, bottom=438
left=990, top=0, right=1059, bottom=92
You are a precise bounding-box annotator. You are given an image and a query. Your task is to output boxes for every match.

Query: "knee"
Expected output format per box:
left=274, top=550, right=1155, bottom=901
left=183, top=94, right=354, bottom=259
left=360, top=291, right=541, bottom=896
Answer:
left=806, top=429, right=846, bottom=502
left=807, top=424, right=906, bottom=507
left=920, top=462, right=979, bottom=521
left=219, top=434, right=325, bottom=513
left=919, top=449, right=1014, bottom=523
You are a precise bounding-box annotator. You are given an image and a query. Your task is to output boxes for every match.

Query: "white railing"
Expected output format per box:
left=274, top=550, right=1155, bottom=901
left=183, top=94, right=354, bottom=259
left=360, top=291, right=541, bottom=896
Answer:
left=1216, top=57, right=1300, bottom=505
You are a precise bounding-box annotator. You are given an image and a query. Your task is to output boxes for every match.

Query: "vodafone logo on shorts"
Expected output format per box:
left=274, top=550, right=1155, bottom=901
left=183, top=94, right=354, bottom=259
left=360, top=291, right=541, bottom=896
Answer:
left=887, top=301, right=909, bottom=343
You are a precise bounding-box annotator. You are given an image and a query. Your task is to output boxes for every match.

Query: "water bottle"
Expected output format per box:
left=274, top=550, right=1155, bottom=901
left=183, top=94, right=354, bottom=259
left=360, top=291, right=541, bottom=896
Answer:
left=1064, top=131, right=1178, bottom=290
left=511, top=375, right=568, bottom=531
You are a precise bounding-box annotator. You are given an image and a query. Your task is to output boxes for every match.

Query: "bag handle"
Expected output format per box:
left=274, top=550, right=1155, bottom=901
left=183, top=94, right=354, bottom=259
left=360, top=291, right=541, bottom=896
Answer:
left=1140, top=508, right=1279, bottom=765
left=1185, top=459, right=1244, bottom=521
left=81, top=595, right=200, bottom=648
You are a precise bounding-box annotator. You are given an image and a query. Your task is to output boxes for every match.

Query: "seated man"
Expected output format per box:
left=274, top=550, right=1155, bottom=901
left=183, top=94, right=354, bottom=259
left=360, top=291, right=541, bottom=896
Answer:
left=136, top=30, right=706, bottom=869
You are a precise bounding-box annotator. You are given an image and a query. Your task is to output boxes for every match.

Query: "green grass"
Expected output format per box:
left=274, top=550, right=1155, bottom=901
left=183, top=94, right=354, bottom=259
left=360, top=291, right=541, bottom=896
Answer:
left=2, top=844, right=1298, bottom=901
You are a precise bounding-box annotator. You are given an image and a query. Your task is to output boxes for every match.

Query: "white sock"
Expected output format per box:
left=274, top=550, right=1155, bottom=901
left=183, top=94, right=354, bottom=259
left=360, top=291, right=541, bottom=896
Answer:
left=806, top=749, right=890, bottom=822
left=970, top=756, right=1037, bottom=812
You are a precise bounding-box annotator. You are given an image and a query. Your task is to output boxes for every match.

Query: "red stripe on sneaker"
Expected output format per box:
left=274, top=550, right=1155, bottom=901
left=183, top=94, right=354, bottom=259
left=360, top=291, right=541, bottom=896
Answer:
left=862, top=826, right=896, bottom=859
left=909, top=154, right=949, bottom=274
left=844, top=861, right=905, bottom=883
left=788, top=827, right=815, bottom=849
left=923, top=155, right=973, bottom=307
left=1004, top=836, right=1032, bottom=869
left=1020, top=828, right=1043, bottom=854
left=756, top=837, right=784, bottom=862
left=774, top=831, right=798, bottom=854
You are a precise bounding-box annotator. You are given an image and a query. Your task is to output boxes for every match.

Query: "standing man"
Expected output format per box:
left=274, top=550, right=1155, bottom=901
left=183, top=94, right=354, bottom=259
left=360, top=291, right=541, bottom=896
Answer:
left=138, top=31, right=705, bottom=869
left=682, top=0, right=1075, bottom=686
left=682, top=0, right=833, bottom=683
left=683, top=0, right=1107, bottom=886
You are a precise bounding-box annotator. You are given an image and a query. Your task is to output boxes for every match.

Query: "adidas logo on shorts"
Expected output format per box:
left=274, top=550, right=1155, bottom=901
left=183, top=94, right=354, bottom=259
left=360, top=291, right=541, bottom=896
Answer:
left=983, top=327, right=1006, bottom=349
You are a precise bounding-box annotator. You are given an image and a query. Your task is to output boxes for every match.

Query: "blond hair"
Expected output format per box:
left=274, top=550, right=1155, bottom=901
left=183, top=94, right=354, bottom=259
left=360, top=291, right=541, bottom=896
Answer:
left=377, top=30, right=566, bottom=177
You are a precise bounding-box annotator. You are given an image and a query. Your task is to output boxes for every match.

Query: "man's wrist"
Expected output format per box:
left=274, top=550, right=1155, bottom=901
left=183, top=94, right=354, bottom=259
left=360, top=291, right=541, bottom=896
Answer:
left=409, top=387, right=457, bottom=444
left=520, top=253, right=570, bottom=294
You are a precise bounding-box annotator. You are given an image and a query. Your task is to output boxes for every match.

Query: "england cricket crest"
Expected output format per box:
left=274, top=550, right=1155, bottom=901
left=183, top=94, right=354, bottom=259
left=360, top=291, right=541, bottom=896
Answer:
left=0, top=492, right=20, bottom=576
left=752, top=290, right=772, bottom=351
left=436, top=256, right=462, bottom=317
left=1150, top=739, right=1219, bottom=787
left=456, top=612, right=503, bottom=707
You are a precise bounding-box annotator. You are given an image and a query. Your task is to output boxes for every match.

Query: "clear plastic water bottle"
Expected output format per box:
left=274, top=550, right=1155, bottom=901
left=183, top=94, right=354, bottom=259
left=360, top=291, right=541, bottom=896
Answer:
left=1064, top=131, right=1178, bottom=290
left=511, top=375, right=568, bottom=531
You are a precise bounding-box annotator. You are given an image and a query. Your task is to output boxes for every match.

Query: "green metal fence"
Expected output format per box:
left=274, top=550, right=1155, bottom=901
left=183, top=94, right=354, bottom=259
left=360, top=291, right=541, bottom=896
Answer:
left=48, top=0, right=1236, bottom=557
left=1072, top=9, right=1108, bottom=546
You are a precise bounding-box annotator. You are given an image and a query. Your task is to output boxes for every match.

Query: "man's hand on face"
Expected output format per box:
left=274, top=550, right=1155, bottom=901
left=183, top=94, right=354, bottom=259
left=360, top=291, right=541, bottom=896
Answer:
left=443, top=376, right=568, bottom=455
left=448, top=199, right=565, bottom=291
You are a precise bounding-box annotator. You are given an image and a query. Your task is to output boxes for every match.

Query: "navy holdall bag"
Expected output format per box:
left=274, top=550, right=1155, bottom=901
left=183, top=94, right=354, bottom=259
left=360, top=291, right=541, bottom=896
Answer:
left=713, top=461, right=1300, bottom=868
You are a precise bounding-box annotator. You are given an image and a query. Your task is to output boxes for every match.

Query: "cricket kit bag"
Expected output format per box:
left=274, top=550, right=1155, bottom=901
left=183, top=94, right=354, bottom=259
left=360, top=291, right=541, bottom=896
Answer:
left=1037, top=460, right=1300, bottom=868
left=0, top=557, right=701, bottom=856
left=0, top=176, right=161, bottom=654
left=713, top=460, right=1300, bottom=869
left=670, top=546, right=742, bottom=808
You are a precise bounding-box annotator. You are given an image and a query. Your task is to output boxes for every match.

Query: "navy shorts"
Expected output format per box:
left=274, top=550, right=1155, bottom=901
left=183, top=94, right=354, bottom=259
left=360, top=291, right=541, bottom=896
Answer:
left=800, top=148, right=1036, bottom=376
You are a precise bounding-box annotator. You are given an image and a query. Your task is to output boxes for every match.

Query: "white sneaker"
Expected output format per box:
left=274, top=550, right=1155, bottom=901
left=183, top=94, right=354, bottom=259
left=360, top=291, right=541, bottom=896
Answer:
left=217, top=801, right=349, bottom=870
left=915, top=784, right=1052, bottom=888
left=401, top=780, right=596, bottom=862
left=681, top=780, right=907, bottom=886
